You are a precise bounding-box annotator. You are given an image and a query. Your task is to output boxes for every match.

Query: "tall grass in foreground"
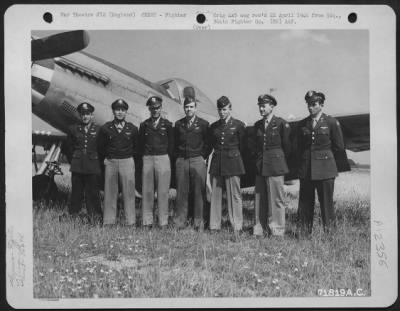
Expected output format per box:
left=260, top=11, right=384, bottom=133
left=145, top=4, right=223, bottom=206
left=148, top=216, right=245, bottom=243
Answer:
left=33, top=169, right=370, bottom=298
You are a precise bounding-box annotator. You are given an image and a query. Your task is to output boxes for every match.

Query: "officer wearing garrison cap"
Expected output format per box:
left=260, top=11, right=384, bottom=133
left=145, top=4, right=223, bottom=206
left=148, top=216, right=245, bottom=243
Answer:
left=295, top=90, right=345, bottom=236
left=63, top=102, right=102, bottom=223
left=139, top=95, right=174, bottom=228
left=98, top=99, right=139, bottom=227
left=208, top=96, right=246, bottom=234
left=173, top=87, right=211, bottom=230
left=252, top=94, right=291, bottom=237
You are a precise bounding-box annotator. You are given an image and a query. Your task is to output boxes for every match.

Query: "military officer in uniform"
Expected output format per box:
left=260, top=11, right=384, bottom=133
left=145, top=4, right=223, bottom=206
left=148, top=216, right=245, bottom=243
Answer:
left=295, top=90, right=345, bottom=235
left=98, top=99, right=139, bottom=227
left=209, top=96, right=246, bottom=233
left=174, top=87, right=210, bottom=230
left=139, top=95, right=174, bottom=228
left=252, top=94, right=291, bottom=237
left=65, top=102, right=102, bottom=223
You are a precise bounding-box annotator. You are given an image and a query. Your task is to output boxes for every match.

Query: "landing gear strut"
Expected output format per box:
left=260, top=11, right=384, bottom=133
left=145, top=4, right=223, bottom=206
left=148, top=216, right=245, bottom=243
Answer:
left=32, top=141, right=63, bottom=202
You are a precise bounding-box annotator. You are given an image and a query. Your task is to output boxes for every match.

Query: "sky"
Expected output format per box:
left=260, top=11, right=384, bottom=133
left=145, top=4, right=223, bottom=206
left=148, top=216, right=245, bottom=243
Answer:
left=33, top=29, right=370, bottom=163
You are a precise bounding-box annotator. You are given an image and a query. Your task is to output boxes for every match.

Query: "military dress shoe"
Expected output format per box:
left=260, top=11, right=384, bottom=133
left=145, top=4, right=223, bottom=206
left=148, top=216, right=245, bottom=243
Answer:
left=252, top=224, right=264, bottom=237
left=58, top=213, right=72, bottom=222
left=159, top=223, right=172, bottom=230
left=194, top=225, right=204, bottom=232
left=230, top=230, right=243, bottom=242
left=103, top=223, right=116, bottom=229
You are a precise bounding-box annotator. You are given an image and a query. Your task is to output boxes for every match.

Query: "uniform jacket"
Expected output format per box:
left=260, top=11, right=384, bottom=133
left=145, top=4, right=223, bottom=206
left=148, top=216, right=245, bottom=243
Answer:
left=296, top=113, right=345, bottom=180
left=66, top=123, right=101, bottom=175
left=174, top=116, right=211, bottom=159
left=139, top=117, right=174, bottom=158
left=97, top=121, right=139, bottom=160
left=209, top=117, right=246, bottom=176
left=253, top=115, right=291, bottom=176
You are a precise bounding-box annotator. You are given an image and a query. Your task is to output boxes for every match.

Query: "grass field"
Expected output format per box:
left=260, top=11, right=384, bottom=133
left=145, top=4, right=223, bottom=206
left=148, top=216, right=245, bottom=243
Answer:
left=33, top=168, right=370, bottom=298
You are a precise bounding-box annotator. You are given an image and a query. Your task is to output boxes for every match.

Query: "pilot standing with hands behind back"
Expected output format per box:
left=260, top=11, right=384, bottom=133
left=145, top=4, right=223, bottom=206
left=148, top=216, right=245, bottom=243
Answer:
left=252, top=94, right=291, bottom=237
left=97, top=99, right=139, bottom=227
left=63, top=102, right=103, bottom=224
left=139, top=95, right=174, bottom=229
left=208, top=96, right=246, bottom=236
left=295, top=90, right=345, bottom=236
left=173, top=87, right=210, bottom=230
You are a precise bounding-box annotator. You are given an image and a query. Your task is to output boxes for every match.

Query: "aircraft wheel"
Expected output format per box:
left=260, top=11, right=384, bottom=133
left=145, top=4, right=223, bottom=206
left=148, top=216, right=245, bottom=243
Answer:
left=32, top=175, right=59, bottom=202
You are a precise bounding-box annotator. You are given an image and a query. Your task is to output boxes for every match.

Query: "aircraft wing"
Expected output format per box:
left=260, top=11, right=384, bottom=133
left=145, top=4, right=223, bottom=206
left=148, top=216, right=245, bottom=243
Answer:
left=285, top=113, right=369, bottom=153
left=32, top=115, right=67, bottom=150
left=242, top=113, right=369, bottom=186
left=335, top=113, right=370, bottom=152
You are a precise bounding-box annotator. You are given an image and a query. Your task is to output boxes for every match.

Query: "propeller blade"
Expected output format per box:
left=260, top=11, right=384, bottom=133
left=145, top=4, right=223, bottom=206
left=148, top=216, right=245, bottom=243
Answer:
left=31, top=30, right=90, bottom=61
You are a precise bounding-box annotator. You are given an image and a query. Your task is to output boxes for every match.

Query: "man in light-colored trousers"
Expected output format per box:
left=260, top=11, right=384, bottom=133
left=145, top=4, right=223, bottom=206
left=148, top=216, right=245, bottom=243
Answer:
left=210, top=175, right=243, bottom=231
left=98, top=98, right=139, bottom=226
left=138, top=95, right=174, bottom=228
left=142, top=154, right=171, bottom=226
left=254, top=175, right=286, bottom=236
left=103, top=158, right=136, bottom=225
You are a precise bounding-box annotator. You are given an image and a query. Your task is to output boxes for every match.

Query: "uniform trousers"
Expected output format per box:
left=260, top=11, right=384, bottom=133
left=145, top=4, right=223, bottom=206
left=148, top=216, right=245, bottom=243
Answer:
left=254, top=175, right=286, bottom=236
left=210, top=175, right=243, bottom=231
left=103, top=157, right=136, bottom=225
left=142, top=154, right=171, bottom=226
left=174, top=156, right=207, bottom=228
left=298, top=178, right=335, bottom=234
left=69, top=173, right=102, bottom=219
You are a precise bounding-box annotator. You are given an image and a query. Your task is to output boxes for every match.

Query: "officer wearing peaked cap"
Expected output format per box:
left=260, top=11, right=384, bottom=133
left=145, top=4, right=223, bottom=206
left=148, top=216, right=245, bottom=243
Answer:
left=252, top=94, right=290, bottom=237
left=98, top=98, right=139, bottom=227
left=64, top=102, right=102, bottom=223
left=174, top=87, right=211, bottom=230
left=208, top=95, right=246, bottom=233
left=111, top=98, right=129, bottom=110
left=77, top=102, right=95, bottom=114
left=146, top=95, right=163, bottom=108
left=139, top=95, right=174, bottom=228
left=295, top=90, right=345, bottom=236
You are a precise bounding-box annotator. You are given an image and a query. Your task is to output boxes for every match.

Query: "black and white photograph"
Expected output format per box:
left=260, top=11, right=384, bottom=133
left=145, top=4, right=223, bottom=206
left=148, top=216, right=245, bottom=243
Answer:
left=5, top=4, right=397, bottom=308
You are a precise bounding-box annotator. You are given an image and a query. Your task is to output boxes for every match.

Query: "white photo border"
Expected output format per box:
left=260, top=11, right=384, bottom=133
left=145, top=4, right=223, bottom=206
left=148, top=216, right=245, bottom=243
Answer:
left=4, top=4, right=397, bottom=308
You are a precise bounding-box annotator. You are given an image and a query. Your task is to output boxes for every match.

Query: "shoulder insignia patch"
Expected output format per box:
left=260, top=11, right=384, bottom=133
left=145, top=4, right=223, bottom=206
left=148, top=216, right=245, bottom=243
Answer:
left=285, top=123, right=290, bottom=128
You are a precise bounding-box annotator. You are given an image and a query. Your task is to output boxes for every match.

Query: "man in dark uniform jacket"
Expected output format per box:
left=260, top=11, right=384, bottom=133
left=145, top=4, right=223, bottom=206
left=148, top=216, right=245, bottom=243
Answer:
left=252, top=94, right=291, bottom=237
left=174, top=87, right=210, bottom=230
left=139, top=95, right=174, bottom=228
left=296, top=90, right=345, bottom=235
left=65, top=102, right=102, bottom=222
left=97, top=99, right=139, bottom=226
left=209, top=96, right=246, bottom=233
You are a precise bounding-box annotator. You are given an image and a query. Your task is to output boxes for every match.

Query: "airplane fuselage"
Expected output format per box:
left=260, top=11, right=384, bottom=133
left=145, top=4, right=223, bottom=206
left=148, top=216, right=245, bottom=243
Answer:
left=32, top=50, right=218, bottom=134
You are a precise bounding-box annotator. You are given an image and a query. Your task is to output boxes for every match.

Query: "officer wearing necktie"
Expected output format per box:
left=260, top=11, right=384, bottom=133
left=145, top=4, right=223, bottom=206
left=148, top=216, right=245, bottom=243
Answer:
left=252, top=94, right=291, bottom=237
left=98, top=99, right=139, bottom=227
left=173, top=87, right=211, bottom=230
left=209, top=96, right=246, bottom=234
left=295, top=90, right=345, bottom=236
left=64, top=102, right=102, bottom=223
left=139, top=95, right=174, bottom=228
